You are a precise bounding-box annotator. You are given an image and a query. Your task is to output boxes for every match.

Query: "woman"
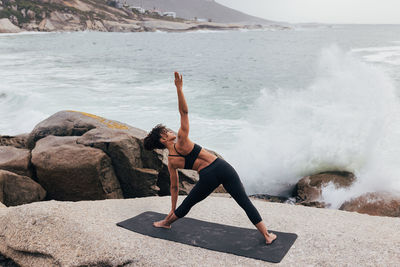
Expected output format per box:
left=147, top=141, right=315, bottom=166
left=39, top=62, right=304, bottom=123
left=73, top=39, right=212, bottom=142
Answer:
left=143, top=71, right=277, bottom=245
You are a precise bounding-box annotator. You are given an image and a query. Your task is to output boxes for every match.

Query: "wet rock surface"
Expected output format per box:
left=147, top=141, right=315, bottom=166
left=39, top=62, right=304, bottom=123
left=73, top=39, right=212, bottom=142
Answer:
left=340, top=191, right=400, bottom=217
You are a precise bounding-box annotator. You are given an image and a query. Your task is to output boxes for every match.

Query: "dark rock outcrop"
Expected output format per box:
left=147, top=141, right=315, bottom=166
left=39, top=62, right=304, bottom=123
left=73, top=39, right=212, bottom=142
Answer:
left=0, top=169, right=46, bottom=206
left=339, top=191, right=400, bottom=217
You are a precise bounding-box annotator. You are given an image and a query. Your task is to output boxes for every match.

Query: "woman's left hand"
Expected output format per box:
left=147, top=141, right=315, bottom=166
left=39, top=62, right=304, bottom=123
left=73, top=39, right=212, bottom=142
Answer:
left=174, top=71, right=183, bottom=89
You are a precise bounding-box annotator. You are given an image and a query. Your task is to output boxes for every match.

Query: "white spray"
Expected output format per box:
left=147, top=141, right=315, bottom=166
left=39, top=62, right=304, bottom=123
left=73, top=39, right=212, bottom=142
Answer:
left=226, top=44, right=400, bottom=208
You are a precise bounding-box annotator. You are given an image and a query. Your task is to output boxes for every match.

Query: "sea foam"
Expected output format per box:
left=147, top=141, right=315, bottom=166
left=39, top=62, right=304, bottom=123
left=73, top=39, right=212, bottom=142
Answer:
left=351, top=45, right=400, bottom=66
left=226, top=44, right=400, bottom=208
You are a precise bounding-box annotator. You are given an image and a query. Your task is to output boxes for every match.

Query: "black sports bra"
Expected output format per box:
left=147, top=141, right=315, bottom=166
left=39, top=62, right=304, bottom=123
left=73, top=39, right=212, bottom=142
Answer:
left=168, top=143, right=202, bottom=170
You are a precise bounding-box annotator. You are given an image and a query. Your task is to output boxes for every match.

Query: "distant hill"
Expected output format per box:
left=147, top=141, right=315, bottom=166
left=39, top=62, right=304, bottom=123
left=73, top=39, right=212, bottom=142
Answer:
left=126, top=0, right=276, bottom=24
left=1, top=0, right=273, bottom=33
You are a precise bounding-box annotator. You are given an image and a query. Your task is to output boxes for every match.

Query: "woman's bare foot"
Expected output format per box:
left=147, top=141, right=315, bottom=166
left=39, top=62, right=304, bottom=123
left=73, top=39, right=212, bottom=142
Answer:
left=265, top=232, right=277, bottom=245
left=153, top=220, right=171, bottom=229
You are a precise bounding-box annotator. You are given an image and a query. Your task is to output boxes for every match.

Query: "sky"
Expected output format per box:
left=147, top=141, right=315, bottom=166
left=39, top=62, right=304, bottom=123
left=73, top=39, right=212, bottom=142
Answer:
left=215, top=0, right=400, bottom=24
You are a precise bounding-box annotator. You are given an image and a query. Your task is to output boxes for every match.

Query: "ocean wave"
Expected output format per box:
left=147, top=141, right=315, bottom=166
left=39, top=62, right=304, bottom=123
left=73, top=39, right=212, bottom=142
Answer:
left=225, top=44, right=400, bottom=207
left=351, top=45, right=400, bottom=65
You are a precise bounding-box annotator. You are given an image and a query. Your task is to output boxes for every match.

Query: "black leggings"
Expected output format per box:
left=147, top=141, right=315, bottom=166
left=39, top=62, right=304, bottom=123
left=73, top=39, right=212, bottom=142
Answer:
left=174, top=158, right=263, bottom=225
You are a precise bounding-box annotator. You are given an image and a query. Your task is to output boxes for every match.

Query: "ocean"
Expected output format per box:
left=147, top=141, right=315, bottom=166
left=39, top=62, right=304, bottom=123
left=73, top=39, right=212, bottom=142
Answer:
left=1, top=25, right=400, bottom=208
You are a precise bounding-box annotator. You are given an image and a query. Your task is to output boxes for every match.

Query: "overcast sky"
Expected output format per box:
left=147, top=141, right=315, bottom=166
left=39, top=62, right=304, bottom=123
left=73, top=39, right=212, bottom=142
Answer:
left=216, top=0, right=400, bottom=24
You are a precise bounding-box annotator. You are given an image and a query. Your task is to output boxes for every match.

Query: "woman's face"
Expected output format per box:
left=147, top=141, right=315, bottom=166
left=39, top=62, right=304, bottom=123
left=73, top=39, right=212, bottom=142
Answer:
left=160, top=128, right=176, bottom=144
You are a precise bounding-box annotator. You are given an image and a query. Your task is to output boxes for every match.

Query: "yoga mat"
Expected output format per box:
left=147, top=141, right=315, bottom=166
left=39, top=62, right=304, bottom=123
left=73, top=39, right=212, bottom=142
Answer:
left=116, top=211, right=297, bottom=263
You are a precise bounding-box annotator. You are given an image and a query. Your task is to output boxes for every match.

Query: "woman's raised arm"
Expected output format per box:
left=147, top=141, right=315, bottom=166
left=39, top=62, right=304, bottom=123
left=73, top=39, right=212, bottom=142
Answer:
left=174, top=71, right=189, bottom=142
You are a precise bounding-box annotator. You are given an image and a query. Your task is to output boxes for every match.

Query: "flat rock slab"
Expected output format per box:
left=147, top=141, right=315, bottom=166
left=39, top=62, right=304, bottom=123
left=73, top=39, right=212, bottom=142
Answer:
left=117, top=211, right=297, bottom=263
left=0, top=196, right=399, bottom=266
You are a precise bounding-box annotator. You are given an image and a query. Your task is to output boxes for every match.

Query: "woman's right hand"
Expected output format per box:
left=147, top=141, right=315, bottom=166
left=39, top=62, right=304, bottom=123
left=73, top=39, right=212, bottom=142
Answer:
left=174, top=71, right=183, bottom=89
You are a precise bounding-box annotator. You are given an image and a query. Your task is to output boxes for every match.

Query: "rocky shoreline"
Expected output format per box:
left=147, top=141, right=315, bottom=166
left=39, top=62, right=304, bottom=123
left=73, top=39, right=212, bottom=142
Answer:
left=1, top=110, right=399, bottom=265
left=1, top=110, right=399, bottom=218
left=0, top=0, right=290, bottom=33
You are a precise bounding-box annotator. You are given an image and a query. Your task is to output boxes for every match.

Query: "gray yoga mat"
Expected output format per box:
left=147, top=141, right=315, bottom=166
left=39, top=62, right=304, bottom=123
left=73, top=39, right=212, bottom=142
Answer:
left=116, top=211, right=297, bottom=263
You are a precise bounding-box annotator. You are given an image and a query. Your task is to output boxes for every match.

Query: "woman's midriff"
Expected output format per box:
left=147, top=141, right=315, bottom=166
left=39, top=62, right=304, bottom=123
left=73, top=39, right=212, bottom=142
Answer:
left=197, top=157, right=219, bottom=173
left=193, top=149, right=218, bottom=172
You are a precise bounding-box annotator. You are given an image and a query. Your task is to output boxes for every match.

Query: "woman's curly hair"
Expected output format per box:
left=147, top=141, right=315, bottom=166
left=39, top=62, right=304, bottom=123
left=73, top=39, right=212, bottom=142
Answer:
left=143, top=123, right=168, bottom=150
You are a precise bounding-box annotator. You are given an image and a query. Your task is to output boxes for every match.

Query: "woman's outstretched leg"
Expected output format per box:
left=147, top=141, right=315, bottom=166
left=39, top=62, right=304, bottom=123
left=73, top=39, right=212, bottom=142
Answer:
left=155, top=172, right=221, bottom=228
left=219, top=160, right=277, bottom=244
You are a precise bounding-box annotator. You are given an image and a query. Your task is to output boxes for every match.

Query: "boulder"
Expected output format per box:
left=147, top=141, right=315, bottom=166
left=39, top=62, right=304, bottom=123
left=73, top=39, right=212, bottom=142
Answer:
left=293, top=171, right=356, bottom=208
left=0, top=170, right=46, bottom=207
left=0, top=146, right=32, bottom=177
left=0, top=18, right=21, bottom=33
left=27, top=110, right=163, bottom=198
left=31, top=135, right=123, bottom=201
left=27, top=110, right=144, bottom=149
left=76, top=124, right=183, bottom=198
left=125, top=167, right=160, bottom=197
left=0, top=133, right=29, bottom=149
left=27, top=110, right=226, bottom=198
left=293, top=171, right=355, bottom=201
left=339, top=191, right=400, bottom=217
